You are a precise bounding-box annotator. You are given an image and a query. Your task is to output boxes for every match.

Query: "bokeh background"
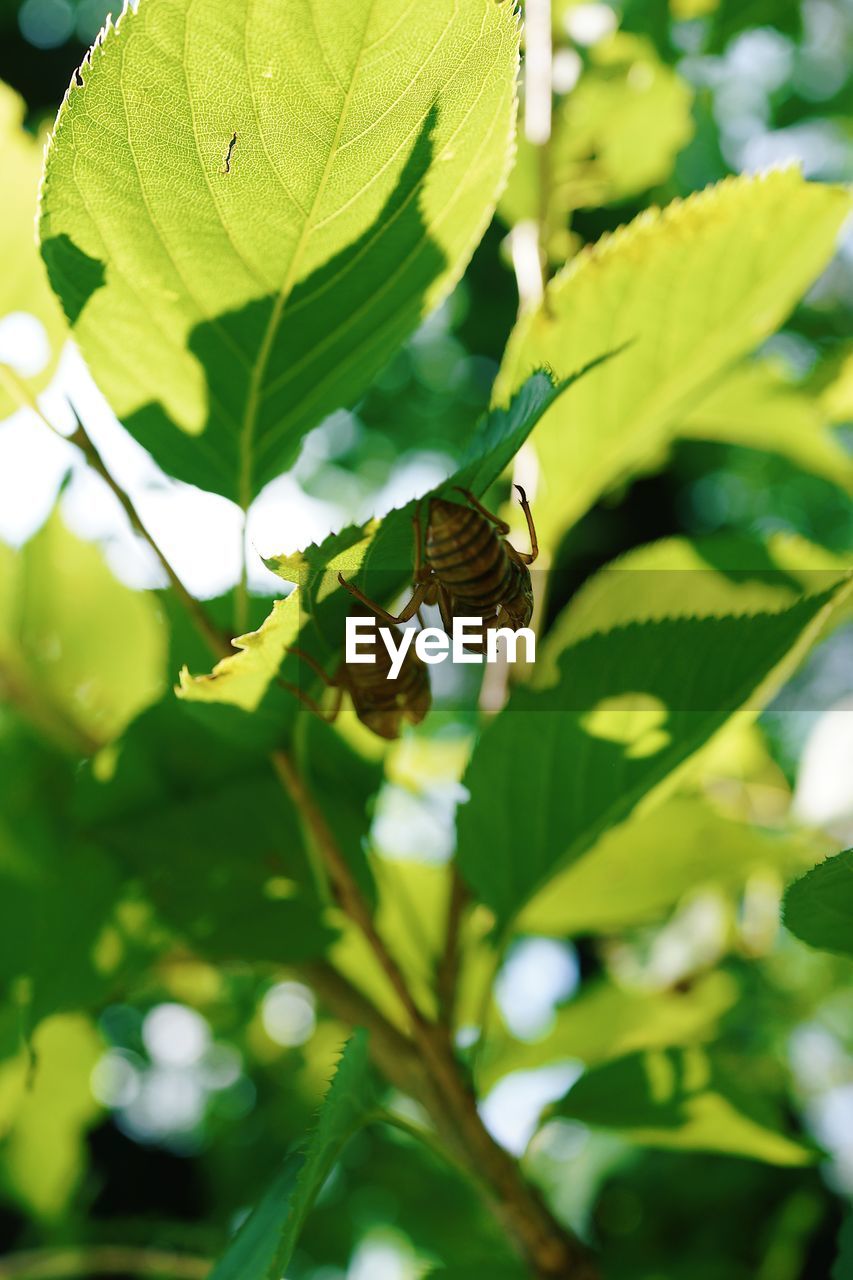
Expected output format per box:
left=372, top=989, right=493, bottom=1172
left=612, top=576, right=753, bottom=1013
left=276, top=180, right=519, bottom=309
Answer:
left=1, top=0, right=852, bottom=1277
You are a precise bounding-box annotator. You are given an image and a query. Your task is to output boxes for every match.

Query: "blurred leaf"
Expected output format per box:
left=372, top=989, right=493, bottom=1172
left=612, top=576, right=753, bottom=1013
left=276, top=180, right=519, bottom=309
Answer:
left=783, top=849, right=853, bottom=959
left=40, top=0, right=519, bottom=502
left=496, top=172, right=852, bottom=554
left=457, top=579, right=851, bottom=924
left=331, top=858, right=451, bottom=1026
left=0, top=1014, right=102, bottom=1220
left=426, top=1267, right=525, bottom=1279
left=0, top=717, right=131, bottom=1026
left=678, top=361, right=853, bottom=494
left=209, top=1031, right=375, bottom=1280
left=0, top=83, right=67, bottom=419
left=834, top=1216, right=853, bottom=1280
left=705, top=0, right=801, bottom=53
left=76, top=698, right=337, bottom=965
left=502, top=34, right=693, bottom=239
left=519, top=796, right=820, bottom=937
left=552, top=1047, right=813, bottom=1165
left=480, top=971, right=738, bottom=1089
left=0, top=512, right=166, bottom=751
left=822, top=352, right=853, bottom=424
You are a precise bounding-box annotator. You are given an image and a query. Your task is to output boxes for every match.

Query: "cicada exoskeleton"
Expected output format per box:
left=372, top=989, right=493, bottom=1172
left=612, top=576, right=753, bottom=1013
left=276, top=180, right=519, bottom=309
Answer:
left=280, top=620, right=431, bottom=741
left=338, top=485, right=538, bottom=645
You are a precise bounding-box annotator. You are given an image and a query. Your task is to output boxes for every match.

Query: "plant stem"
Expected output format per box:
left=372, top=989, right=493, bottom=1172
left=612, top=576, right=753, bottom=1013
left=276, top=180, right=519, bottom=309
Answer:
left=235, top=508, right=249, bottom=636
left=436, top=866, right=469, bottom=1030
left=0, top=1246, right=210, bottom=1279
left=0, top=367, right=232, bottom=662
left=66, top=410, right=233, bottom=661
left=271, top=749, right=596, bottom=1279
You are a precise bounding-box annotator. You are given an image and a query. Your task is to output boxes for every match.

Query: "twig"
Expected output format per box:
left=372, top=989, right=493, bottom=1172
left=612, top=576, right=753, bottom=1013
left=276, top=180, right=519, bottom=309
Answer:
left=436, top=866, right=469, bottom=1030
left=0, top=1246, right=210, bottom=1279
left=271, top=749, right=596, bottom=1279
left=0, top=366, right=231, bottom=662
left=65, top=408, right=232, bottom=661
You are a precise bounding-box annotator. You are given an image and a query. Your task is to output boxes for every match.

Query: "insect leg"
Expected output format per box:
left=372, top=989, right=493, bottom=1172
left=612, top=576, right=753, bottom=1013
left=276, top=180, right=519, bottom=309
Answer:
left=285, top=646, right=337, bottom=687
left=453, top=487, right=510, bottom=535
left=278, top=679, right=343, bottom=724
left=512, top=484, right=539, bottom=564
left=337, top=573, right=432, bottom=625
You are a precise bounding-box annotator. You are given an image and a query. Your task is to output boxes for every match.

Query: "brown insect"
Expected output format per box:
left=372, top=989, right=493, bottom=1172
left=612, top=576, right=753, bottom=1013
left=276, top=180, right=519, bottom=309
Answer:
left=279, top=620, right=431, bottom=741
left=338, top=485, right=538, bottom=642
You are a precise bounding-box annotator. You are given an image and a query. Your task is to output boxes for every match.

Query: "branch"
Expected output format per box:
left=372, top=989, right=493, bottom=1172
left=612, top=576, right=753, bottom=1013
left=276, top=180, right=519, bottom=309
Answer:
left=435, top=866, right=469, bottom=1030
left=0, top=365, right=231, bottom=663
left=272, top=750, right=597, bottom=1280
left=66, top=408, right=232, bottom=661
left=0, top=1247, right=209, bottom=1280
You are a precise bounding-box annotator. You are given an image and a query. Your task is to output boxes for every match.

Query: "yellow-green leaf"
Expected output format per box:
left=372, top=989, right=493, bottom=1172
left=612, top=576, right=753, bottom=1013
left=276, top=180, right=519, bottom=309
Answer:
left=40, top=0, right=520, bottom=503
left=496, top=171, right=852, bottom=555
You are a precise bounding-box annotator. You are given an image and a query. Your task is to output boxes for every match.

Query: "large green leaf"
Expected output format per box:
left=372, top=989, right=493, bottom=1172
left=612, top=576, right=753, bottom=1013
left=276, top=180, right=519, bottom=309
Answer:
left=0, top=717, right=130, bottom=1028
left=209, top=1031, right=375, bottom=1280
left=677, top=360, right=853, bottom=493
left=0, top=512, right=166, bottom=752
left=40, top=0, right=519, bottom=503
left=0, top=84, right=67, bottom=419
left=518, top=796, right=821, bottom=938
left=783, top=849, right=853, bottom=959
left=456, top=578, right=851, bottom=925
left=480, top=971, right=738, bottom=1090
left=495, top=171, right=851, bottom=554
left=551, top=1047, right=814, bottom=1166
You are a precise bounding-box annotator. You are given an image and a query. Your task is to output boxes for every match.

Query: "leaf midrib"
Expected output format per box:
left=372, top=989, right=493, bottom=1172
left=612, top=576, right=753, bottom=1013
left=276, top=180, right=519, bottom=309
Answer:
left=237, top=0, right=379, bottom=511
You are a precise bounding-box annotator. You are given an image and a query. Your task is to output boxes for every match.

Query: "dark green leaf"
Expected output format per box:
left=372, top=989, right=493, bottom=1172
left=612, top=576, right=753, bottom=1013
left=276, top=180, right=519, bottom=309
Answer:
left=209, top=1031, right=375, bottom=1280
left=784, top=849, right=853, bottom=959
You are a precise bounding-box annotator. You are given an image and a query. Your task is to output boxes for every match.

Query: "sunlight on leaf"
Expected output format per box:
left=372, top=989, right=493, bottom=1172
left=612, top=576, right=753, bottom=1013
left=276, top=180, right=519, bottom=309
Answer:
left=40, top=0, right=520, bottom=502
left=496, top=171, right=852, bottom=555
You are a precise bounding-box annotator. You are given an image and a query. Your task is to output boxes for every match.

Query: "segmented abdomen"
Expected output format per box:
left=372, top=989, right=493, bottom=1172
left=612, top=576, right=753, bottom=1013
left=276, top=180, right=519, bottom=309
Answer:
left=426, top=504, right=512, bottom=611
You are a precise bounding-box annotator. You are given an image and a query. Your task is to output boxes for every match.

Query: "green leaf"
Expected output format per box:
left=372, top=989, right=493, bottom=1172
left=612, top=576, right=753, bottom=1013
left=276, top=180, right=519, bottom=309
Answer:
left=480, top=971, right=738, bottom=1090
left=501, top=33, right=693, bottom=242
left=677, top=360, right=853, bottom=493
left=76, top=698, right=337, bottom=965
left=833, top=1216, right=853, bottom=1280
left=178, top=366, right=608, bottom=713
left=495, top=171, right=852, bottom=554
left=209, top=1030, right=375, bottom=1280
left=0, top=718, right=129, bottom=1027
left=0, top=83, right=67, bottom=419
left=552, top=1047, right=814, bottom=1166
left=518, top=796, right=821, bottom=938
left=0, top=1014, right=102, bottom=1220
left=536, top=533, right=850, bottom=669
left=783, top=849, right=853, bottom=959
left=0, top=512, right=166, bottom=752
left=823, top=351, right=853, bottom=424
left=456, top=578, right=851, bottom=925
left=40, top=0, right=520, bottom=503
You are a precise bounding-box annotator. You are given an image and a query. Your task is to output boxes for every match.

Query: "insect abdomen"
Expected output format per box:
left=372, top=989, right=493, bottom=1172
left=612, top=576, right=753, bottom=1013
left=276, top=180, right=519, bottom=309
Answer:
left=426, top=501, right=512, bottom=609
